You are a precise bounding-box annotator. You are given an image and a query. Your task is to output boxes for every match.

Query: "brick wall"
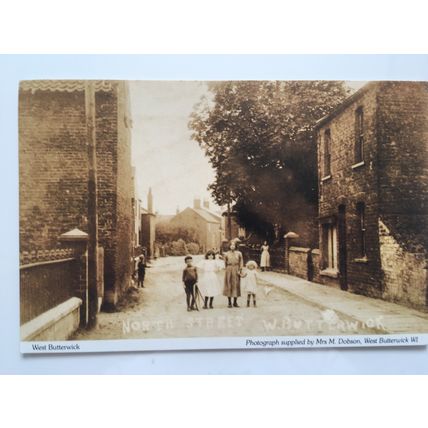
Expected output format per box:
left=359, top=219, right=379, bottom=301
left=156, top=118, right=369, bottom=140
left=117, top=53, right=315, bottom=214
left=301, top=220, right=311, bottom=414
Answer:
left=288, top=247, right=310, bottom=279
left=376, top=82, right=428, bottom=308
left=377, top=82, right=428, bottom=215
left=142, top=213, right=156, bottom=258
left=317, top=82, right=428, bottom=309
left=317, top=84, right=382, bottom=294
left=310, top=249, right=321, bottom=283
left=19, top=88, right=88, bottom=251
left=379, top=219, right=427, bottom=309
left=109, top=82, right=134, bottom=302
left=20, top=81, right=135, bottom=309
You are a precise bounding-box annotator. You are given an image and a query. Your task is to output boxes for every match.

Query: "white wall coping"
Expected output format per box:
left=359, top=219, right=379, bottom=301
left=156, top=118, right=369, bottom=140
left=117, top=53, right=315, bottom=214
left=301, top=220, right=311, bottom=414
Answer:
left=21, top=297, right=82, bottom=341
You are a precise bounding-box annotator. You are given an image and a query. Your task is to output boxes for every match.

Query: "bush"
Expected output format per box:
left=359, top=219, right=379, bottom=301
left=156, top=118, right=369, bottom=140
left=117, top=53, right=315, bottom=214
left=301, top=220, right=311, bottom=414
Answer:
left=169, top=239, right=187, bottom=256
left=186, top=242, right=200, bottom=255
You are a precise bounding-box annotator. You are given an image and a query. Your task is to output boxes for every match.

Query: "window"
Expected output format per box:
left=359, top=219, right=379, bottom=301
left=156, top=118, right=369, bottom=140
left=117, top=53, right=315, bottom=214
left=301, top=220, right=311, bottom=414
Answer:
left=323, top=129, right=331, bottom=177
left=322, top=222, right=337, bottom=271
left=356, top=202, right=366, bottom=257
left=355, top=107, right=364, bottom=163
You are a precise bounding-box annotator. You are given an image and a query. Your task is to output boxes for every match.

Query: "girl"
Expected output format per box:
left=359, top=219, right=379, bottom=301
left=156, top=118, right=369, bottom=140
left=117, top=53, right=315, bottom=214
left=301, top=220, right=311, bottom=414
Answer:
left=198, top=250, right=222, bottom=309
left=241, top=260, right=259, bottom=307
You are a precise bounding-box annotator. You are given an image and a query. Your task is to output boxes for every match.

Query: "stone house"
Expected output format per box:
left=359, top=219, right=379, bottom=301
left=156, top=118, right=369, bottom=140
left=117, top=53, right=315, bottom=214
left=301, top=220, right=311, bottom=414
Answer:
left=315, top=81, right=428, bottom=310
left=19, top=80, right=135, bottom=309
left=170, top=199, right=223, bottom=253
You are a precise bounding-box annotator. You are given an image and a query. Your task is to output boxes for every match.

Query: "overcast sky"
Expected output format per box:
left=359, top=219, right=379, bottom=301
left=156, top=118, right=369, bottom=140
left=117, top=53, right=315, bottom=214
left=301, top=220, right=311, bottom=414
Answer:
left=130, top=81, right=367, bottom=215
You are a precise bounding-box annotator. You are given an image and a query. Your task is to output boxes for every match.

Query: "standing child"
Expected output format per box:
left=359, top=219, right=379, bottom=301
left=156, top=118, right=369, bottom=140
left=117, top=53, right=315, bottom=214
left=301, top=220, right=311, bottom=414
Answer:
left=182, top=255, right=198, bottom=311
left=240, top=260, right=259, bottom=307
left=137, top=255, right=146, bottom=288
left=198, top=250, right=222, bottom=309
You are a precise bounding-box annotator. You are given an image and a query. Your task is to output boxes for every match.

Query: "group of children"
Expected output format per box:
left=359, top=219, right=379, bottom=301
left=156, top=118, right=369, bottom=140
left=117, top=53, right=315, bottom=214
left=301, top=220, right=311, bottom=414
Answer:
left=182, top=251, right=260, bottom=312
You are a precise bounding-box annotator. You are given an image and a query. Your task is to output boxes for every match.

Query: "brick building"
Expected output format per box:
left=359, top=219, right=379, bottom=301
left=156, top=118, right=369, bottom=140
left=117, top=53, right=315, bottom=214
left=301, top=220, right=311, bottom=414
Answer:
left=316, top=81, right=428, bottom=310
left=19, top=80, right=135, bottom=309
left=141, top=188, right=156, bottom=259
left=170, top=199, right=224, bottom=253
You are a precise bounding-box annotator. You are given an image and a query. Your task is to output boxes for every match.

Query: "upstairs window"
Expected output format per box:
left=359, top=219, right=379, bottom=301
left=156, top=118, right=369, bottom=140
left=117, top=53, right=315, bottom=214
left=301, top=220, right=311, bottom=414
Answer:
left=323, top=129, right=331, bottom=177
left=356, top=202, right=366, bottom=258
left=355, top=107, right=364, bottom=163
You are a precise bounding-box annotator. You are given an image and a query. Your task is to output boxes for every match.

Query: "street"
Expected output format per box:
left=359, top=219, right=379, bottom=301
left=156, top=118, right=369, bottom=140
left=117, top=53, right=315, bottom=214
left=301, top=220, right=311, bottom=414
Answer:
left=75, top=256, right=380, bottom=340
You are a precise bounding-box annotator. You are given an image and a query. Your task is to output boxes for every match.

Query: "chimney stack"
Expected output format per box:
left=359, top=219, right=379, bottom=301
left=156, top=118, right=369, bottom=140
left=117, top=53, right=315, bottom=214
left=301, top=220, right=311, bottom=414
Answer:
left=203, top=199, right=209, bottom=209
left=148, top=187, right=153, bottom=214
left=193, top=198, right=201, bottom=209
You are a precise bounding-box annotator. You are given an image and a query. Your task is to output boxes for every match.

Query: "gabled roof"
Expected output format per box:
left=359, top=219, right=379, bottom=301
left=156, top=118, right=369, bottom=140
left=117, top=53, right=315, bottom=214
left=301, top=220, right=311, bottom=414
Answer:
left=172, top=207, right=221, bottom=224
left=192, top=208, right=221, bottom=223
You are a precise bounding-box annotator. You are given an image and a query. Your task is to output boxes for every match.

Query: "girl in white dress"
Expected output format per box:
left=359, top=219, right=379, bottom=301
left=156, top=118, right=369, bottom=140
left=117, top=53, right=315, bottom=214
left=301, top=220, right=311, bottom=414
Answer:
left=240, top=260, right=259, bottom=307
left=198, top=250, right=223, bottom=309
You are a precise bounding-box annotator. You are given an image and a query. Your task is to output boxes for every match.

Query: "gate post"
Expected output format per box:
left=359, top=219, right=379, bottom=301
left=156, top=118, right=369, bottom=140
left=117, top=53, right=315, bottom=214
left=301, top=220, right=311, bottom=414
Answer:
left=59, top=228, right=89, bottom=327
left=284, top=232, right=299, bottom=274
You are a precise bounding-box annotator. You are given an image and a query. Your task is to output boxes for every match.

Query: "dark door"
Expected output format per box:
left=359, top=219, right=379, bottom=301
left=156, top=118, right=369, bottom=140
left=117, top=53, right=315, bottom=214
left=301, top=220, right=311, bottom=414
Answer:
left=338, top=205, right=348, bottom=291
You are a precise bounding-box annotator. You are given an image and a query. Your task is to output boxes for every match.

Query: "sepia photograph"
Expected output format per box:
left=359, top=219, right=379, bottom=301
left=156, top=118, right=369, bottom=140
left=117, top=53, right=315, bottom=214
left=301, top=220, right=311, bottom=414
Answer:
left=18, top=79, right=428, bottom=352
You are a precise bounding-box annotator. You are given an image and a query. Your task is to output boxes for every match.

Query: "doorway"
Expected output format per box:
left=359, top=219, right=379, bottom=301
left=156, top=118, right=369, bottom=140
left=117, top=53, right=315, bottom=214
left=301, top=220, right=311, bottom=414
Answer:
left=338, top=204, right=348, bottom=291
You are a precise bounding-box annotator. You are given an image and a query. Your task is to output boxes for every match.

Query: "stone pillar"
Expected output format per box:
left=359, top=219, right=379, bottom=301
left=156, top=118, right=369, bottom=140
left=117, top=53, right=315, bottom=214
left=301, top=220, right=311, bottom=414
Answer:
left=59, top=228, right=89, bottom=327
left=284, top=232, right=299, bottom=274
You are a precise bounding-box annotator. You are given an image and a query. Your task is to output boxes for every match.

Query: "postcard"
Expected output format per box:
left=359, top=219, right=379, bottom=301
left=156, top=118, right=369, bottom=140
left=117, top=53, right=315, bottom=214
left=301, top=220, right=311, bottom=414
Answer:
left=19, top=80, right=428, bottom=353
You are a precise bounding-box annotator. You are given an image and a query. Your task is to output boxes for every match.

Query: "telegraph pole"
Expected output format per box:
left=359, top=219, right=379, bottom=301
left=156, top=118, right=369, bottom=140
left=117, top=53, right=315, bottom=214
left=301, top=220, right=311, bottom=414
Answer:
left=85, top=81, right=98, bottom=329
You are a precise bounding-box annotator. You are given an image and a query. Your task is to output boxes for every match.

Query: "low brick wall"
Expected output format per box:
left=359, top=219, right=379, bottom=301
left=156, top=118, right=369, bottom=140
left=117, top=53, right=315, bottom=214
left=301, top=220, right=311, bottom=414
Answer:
left=288, top=247, right=311, bottom=279
left=379, top=219, right=428, bottom=310
left=21, top=297, right=82, bottom=341
left=310, top=249, right=321, bottom=283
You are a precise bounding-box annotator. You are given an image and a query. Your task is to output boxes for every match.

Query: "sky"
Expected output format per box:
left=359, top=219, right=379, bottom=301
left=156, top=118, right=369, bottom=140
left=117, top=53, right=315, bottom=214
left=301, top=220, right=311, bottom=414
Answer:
left=130, top=80, right=367, bottom=215
left=130, top=81, right=215, bottom=215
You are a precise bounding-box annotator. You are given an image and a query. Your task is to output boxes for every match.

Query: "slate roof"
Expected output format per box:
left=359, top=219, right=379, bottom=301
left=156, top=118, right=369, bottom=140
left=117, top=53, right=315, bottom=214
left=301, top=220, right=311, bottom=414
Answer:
left=192, top=208, right=221, bottom=223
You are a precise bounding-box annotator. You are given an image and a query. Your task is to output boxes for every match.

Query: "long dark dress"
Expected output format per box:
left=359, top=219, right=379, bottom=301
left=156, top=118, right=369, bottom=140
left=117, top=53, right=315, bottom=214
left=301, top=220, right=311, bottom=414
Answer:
left=223, top=250, right=243, bottom=298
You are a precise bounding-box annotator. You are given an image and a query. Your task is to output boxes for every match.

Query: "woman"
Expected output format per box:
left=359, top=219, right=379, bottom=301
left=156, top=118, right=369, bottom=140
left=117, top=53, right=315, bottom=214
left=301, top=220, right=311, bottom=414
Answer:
left=223, top=241, right=244, bottom=308
left=260, top=241, right=271, bottom=271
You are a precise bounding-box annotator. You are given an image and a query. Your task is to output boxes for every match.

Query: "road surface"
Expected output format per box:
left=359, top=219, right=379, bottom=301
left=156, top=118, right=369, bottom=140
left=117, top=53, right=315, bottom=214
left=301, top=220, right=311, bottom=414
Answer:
left=75, top=255, right=376, bottom=340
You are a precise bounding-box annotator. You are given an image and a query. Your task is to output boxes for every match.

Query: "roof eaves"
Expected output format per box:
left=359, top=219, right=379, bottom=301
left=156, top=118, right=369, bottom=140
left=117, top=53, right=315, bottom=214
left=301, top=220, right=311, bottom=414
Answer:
left=314, top=81, right=378, bottom=130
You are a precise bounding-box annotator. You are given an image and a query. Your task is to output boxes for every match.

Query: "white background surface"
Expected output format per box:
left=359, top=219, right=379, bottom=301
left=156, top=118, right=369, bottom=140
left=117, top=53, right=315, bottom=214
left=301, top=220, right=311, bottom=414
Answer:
left=2, top=54, right=428, bottom=374
left=1, top=0, right=428, bottom=375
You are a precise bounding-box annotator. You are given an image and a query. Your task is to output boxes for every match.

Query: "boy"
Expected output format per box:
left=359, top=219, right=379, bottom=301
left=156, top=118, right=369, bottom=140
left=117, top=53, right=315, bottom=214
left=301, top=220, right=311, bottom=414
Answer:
left=137, top=255, right=146, bottom=288
left=182, top=255, right=198, bottom=311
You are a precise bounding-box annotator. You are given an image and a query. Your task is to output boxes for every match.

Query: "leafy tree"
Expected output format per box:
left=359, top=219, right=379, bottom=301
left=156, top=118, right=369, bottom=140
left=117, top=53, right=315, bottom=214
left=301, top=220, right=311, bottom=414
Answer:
left=189, top=81, right=349, bottom=245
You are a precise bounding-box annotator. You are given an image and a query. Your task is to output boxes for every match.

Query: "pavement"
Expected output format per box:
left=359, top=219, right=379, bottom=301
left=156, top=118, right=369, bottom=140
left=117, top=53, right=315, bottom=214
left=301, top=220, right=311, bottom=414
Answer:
left=258, top=270, right=428, bottom=334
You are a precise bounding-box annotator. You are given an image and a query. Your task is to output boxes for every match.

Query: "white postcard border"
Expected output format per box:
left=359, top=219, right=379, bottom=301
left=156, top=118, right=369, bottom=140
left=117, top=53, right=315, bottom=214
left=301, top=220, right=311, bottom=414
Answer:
left=21, top=333, right=427, bottom=354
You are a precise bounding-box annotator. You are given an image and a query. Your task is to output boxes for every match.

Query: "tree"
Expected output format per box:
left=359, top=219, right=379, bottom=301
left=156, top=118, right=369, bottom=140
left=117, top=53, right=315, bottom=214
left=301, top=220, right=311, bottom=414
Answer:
left=189, top=81, right=349, bottom=245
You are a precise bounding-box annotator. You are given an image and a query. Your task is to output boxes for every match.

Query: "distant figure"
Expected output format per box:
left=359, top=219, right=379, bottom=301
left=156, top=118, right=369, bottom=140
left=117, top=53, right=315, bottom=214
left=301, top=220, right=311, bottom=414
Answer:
left=137, top=255, right=146, bottom=288
left=241, top=260, right=259, bottom=307
left=223, top=241, right=244, bottom=308
left=198, top=250, right=223, bottom=309
left=260, top=241, right=271, bottom=272
left=182, top=255, right=198, bottom=311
